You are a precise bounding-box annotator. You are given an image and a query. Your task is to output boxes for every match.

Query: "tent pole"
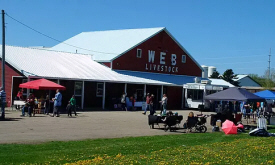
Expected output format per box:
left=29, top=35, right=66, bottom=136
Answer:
left=27, top=76, right=30, bottom=97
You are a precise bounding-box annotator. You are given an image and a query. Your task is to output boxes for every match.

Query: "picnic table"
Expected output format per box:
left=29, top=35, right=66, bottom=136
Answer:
left=12, top=100, right=25, bottom=110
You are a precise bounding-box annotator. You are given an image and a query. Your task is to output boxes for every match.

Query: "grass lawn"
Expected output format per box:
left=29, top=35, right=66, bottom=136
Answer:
left=0, top=132, right=275, bottom=165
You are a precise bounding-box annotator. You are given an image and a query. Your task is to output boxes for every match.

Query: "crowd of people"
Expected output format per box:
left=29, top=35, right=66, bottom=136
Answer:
left=17, top=89, right=78, bottom=117
left=120, top=91, right=169, bottom=116
left=213, top=100, right=274, bottom=119
left=141, top=93, right=168, bottom=116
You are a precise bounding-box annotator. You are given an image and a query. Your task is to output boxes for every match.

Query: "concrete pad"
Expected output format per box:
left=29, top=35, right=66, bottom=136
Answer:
left=0, top=110, right=215, bottom=144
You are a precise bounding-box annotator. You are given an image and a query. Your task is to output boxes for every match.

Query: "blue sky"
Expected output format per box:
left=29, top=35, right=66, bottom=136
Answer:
left=1, top=0, right=275, bottom=76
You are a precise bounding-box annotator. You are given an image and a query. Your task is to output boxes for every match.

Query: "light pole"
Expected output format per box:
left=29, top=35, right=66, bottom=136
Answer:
left=1, top=10, right=5, bottom=119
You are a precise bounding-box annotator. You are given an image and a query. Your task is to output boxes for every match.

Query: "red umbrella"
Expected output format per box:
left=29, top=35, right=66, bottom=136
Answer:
left=19, top=79, right=66, bottom=90
left=222, top=120, right=237, bottom=135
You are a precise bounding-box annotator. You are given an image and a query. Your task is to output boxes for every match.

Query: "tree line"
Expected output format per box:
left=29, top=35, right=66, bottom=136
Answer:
left=209, top=69, right=275, bottom=89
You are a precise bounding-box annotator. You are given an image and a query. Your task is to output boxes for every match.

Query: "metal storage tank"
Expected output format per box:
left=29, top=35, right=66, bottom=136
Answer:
left=201, top=65, right=208, bottom=78
left=208, top=66, right=217, bottom=77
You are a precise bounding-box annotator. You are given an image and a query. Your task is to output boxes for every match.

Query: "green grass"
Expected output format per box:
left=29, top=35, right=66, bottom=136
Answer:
left=0, top=132, right=275, bottom=164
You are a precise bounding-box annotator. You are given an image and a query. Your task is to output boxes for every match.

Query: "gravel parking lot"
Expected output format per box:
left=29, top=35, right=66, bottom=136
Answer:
left=0, top=110, right=215, bottom=144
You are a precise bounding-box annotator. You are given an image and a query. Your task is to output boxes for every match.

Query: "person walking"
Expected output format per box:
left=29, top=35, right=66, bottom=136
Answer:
left=121, top=92, right=127, bottom=111
left=142, top=93, right=150, bottom=115
left=160, top=94, right=168, bottom=116
left=0, top=87, right=6, bottom=119
left=70, top=95, right=77, bottom=116
left=52, top=89, right=62, bottom=117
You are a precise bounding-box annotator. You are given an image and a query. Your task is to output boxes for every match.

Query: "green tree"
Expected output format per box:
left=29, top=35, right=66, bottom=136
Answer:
left=249, top=74, right=266, bottom=86
left=221, top=69, right=239, bottom=86
left=249, top=69, right=275, bottom=89
left=209, top=71, right=220, bottom=78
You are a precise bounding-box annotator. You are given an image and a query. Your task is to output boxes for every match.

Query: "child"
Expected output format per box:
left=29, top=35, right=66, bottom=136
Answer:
left=66, top=101, right=72, bottom=117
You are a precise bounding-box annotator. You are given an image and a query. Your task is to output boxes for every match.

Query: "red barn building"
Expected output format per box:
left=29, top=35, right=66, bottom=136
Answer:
left=1, top=27, right=210, bottom=111
left=51, top=27, right=203, bottom=110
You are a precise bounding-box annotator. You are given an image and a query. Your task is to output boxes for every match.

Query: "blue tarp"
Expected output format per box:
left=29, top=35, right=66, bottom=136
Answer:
left=254, top=90, right=275, bottom=99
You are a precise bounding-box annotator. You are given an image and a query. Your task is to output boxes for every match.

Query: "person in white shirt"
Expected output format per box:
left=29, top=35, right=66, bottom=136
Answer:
left=160, top=94, right=168, bottom=116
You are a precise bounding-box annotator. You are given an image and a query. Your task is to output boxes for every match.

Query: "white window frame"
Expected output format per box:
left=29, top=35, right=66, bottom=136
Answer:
left=96, top=83, right=103, bottom=97
left=137, top=49, right=142, bottom=58
left=182, top=55, right=186, bottom=63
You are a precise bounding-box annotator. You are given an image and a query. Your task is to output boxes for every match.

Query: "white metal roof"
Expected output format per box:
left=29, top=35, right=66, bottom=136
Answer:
left=209, top=78, right=235, bottom=87
left=50, top=27, right=203, bottom=71
left=0, top=45, right=173, bottom=85
left=51, top=27, right=165, bottom=61
left=233, top=74, right=248, bottom=81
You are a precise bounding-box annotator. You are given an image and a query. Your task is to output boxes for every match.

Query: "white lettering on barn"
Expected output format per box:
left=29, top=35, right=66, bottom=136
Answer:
left=145, top=50, right=179, bottom=73
left=148, top=50, right=155, bottom=63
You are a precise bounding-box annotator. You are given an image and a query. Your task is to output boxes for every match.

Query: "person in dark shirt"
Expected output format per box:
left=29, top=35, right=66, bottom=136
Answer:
left=27, top=93, right=35, bottom=117
left=44, top=95, right=50, bottom=115
left=149, top=94, right=155, bottom=115
left=0, top=87, right=6, bottom=119
left=66, top=101, right=72, bottom=117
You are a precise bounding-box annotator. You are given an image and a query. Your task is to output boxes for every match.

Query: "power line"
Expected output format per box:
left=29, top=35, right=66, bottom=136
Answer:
left=205, top=61, right=267, bottom=65
left=200, top=54, right=269, bottom=60
left=218, top=66, right=267, bottom=70
left=5, top=13, right=117, bottom=55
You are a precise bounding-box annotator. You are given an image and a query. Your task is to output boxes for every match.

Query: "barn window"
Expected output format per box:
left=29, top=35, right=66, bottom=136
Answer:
left=137, top=49, right=142, bottom=58
left=182, top=55, right=186, bottom=63
left=74, top=81, right=83, bottom=106
left=96, top=83, right=103, bottom=97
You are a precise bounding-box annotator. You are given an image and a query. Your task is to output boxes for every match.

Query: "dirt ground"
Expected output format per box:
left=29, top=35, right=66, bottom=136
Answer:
left=0, top=109, right=216, bottom=144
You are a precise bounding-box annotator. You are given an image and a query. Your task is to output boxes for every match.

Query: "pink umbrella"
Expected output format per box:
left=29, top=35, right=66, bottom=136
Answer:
left=237, top=123, right=244, bottom=129
left=222, top=120, right=237, bottom=134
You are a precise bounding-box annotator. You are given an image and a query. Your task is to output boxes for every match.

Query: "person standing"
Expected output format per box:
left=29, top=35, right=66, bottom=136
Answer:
left=142, top=93, right=150, bottom=115
left=66, top=101, right=72, bottom=117
left=160, top=94, right=168, bottom=116
left=44, top=95, right=50, bottom=115
left=52, top=89, right=62, bottom=117
left=0, top=87, right=6, bottom=119
left=70, top=95, right=77, bottom=116
left=121, top=92, right=127, bottom=111
left=149, top=94, right=155, bottom=115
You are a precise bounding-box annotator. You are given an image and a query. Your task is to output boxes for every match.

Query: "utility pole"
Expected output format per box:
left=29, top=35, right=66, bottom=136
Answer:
left=1, top=10, right=5, bottom=119
left=268, top=48, right=271, bottom=79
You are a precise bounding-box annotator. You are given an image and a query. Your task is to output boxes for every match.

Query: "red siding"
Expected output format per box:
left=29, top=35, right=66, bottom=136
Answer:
left=101, top=62, right=111, bottom=68
left=0, top=61, right=22, bottom=107
left=166, top=86, right=182, bottom=110
left=112, top=30, right=202, bottom=76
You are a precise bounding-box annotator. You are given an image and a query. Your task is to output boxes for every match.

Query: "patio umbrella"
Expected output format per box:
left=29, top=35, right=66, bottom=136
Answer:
left=237, top=123, right=244, bottom=129
left=19, top=78, right=66, bottom=90
left=222, top=120, right=237, bottom=135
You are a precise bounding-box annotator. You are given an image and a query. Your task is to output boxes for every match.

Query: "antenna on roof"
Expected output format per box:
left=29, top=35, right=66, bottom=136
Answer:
left=76, top=49, right=77, bottom=53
